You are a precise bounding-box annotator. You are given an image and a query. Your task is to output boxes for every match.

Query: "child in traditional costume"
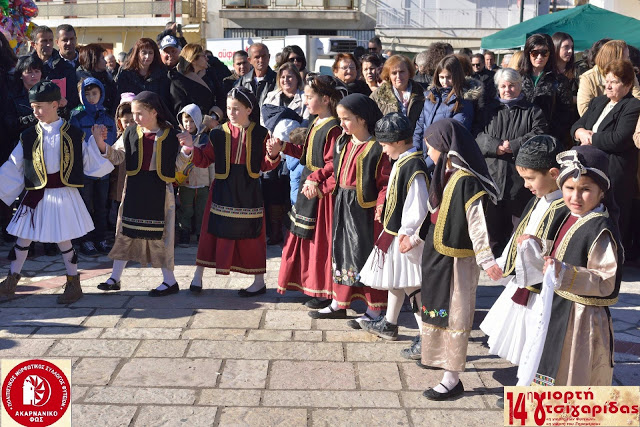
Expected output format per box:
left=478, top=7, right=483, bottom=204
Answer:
left=360, top=113, right=430, bottom=340
left=308, top=94, right=391, bottom=327
left=94, top=91, right=188, bottom=297
left=480, top=135, right=567, bottom=369
left=418, top=118, right=502, bottom=401
left=533, top=145, right=622, bottom=386
left=269, top=75, right=345, bottom=310
left=0, top=81, right=114, bottom=303
left=185, top=87, right=279, bottom=296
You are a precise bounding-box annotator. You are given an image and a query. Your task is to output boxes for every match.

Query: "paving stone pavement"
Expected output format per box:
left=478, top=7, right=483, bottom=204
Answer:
left=0, top=239, right=639, bottom=426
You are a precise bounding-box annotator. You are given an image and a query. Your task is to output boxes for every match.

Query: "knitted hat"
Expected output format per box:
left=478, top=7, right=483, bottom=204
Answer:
left=515, top=135, right=560, bottom=170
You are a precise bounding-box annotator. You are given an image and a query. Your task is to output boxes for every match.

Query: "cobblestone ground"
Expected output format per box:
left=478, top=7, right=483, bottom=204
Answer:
left=0, top=238, right=639, bottom=426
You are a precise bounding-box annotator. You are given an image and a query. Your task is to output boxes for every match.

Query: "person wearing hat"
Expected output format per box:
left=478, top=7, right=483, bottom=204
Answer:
left=358, top=112, right=430, bottom=341
left=479, top=135, right=570, bottom=389
left=159, top=34, right=181, bottom=69
left=532, top=145, right=622, bottom=387
left=0, top=81, right=114, bottom=303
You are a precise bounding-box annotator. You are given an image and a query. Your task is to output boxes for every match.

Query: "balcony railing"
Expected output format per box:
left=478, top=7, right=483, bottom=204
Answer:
left=35, top=0, right=195, bottom=19
left=222, top=0, right=355, bottom=10
left=376, top=7, right=537, bottom=29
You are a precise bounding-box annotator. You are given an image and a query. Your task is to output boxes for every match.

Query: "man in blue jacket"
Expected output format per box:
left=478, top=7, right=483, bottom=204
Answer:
left=70, top=77, right=117, bottom=256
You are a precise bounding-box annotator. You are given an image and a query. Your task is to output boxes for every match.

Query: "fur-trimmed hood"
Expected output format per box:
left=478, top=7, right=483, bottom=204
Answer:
left=427, top=76, right=483, bottom=103
left=371, top=79, right=425, bottom=107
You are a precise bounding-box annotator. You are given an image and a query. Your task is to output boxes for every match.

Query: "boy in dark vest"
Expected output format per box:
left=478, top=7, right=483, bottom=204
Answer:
left=0, top=81, right=114, bottom=303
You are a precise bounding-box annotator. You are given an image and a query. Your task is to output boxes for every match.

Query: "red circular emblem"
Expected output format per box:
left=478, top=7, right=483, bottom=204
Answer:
left=2, top=360, right=70, bottom=427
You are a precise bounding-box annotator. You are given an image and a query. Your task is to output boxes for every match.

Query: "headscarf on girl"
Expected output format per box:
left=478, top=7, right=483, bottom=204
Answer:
left=424, top=118, right=498, bottom=213
left=337, top=93, right=383, bottom=135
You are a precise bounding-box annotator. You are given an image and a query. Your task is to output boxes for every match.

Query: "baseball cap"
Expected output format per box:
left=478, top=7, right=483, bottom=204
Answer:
left=160, top=35, right=179, bottom=51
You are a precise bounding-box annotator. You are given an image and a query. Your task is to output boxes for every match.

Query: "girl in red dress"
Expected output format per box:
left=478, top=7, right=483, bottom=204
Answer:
left=185, top=87, right=279, bottom=296
left=270, top=75, right=346, bottom=309
left=309, top=94, right=391, bottom=327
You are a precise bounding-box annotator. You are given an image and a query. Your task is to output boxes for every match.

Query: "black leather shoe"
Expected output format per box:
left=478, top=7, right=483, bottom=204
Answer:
left=304, top=297, right=332, bottom=309
left=308, top=307, right=347, bottom=319
left=97, top=279, right=121, bottom=291
left=422, top=381, right=464, bottom=401
left=148, top=282, right=179, bottom=297
left=238, top=286, right=266, bottom=297
left=190, top=284, right=203, bottom=293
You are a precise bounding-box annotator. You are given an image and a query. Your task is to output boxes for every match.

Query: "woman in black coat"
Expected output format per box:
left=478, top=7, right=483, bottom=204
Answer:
left=115, top=38, right=170, bottom=107
left=169, top=43, right=217, bottom=117
left=519, top=33, right=573, bottom=144
left=572, top=59, right=640, bottom=249
left=76, top=44, right=118, bottom=116
left=476, top=67, right=548, bottom=255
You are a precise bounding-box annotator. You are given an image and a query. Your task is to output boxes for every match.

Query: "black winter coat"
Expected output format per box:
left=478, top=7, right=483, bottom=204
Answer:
left=472, top=68, right=497, bottom=109
left=476, top=97, right=548, bottom=203
left=115, top=65, right=171, bottom=108
left=32, top=50, right=80, bottom=110
left=521, top=70, right=572, bottom=142
left=571, top=93, right=640, bottom=210
left=169, top=67, right=216, bottom=116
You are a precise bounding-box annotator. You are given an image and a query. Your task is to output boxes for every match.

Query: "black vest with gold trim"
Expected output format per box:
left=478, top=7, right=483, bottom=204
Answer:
left=502, top=196, right=569, bottom=278
left=333, top=134, right=383, bottom=209
left=21, top=120, right=85, bottom=190
left=433, top=169, right=488, bottom=257
left=382, top=151, right=429, bottom=235
left=553, top=210, right=622, bottom=305
left=124, top=125, right=180, bottom=183
left=300, top=117, right=340, bottom=171
left=212, top=122, right=268, bottom=180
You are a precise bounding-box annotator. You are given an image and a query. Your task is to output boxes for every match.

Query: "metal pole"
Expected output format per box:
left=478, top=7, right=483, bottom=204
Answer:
left=171, top=0, right=176, bottom=22
left=519, top=0, right=524, bottom=22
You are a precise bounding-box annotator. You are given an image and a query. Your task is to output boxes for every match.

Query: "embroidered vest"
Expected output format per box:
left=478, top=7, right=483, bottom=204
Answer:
left=124, top=125, right=180, bottom=183
left=21, top=120, right=85, bottom=190
left=333, top=134, right=383, bottom=208
left=300, top=117, right=340, bottom=171
left=553, top=211, right=622, bottom=306
left=212, top=122, right=268, bottom=180
left=433, top=170, right=488, bottom=258
left=382, top=151, right=429, bottom=235
left=502, top=197, right=569, bottom=278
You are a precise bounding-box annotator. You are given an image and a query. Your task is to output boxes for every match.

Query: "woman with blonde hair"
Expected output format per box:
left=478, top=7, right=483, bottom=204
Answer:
left=170, top=43, right=222, bottom=123
left=507, top=51, right=523, bottom=70
left=577, top=39, right=640, bottom=116
left=261, top=62, right=308, bottom=123
left=370, top=54, right=425, bottom=129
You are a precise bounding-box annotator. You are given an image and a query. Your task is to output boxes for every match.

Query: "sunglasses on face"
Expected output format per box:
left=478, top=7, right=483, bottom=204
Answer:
left=472, top=63, right=482, bottom=68
left=288, top=57, right=303, bottom=63
left=530, top=49, right=550, bottom=58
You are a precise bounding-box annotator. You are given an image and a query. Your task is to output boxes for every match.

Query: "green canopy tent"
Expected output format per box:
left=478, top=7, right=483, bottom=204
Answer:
left=481, top=4, right=640, bottom=51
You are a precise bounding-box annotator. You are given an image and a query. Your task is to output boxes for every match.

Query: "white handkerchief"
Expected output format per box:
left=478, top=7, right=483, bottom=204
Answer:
left=514, top=238, right=545, bottom=288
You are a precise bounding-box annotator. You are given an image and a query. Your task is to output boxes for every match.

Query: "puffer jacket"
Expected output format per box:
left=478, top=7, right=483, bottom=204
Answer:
left=77, top=67, right=118, bottom=116
left=413, top=77, right=483, bottom=156
left=520, top=70, right=572, bottom=141
left=370, top=80, right=425, bottom=130
left=476, top=96, right=548, bottom=202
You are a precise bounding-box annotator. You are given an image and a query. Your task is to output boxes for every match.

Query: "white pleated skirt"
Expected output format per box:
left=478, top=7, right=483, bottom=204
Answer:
left=7, top=187, right=94, bottom=243
left=360, top=237, right=423, bottom=290
left=480, top=277, right=541, bottom=365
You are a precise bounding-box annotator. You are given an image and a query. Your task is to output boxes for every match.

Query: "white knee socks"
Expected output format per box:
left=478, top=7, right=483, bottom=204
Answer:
left=9, top=238, right=32, bottom=275
left=191, top=265, right=205, bottom=288
left=433, top=370, right=460, bottom=393
left=110, top=260, right=127, bottom=282
left=385, top=289, right=405, bottom=324
left=245, top=274, right=265, bottom=292
left=57, top=241, right=77, bottom=276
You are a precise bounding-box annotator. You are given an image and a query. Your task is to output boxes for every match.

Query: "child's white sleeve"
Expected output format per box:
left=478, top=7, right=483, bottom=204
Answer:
left=0, top=143, right=25, bottom=206
left=398, top=173, right=429, bottom=237
left=82, top=136, right=115, bottom=177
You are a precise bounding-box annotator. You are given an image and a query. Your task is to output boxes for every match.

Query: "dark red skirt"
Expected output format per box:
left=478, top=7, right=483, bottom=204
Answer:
left=277, top=193, right=334, bottom=297
left=195, top=184, right=266, bottom=275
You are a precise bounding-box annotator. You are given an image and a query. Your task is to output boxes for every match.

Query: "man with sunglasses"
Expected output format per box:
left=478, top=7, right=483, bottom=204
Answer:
left=368, top=36, right=383, bottom=55
left=471, top=53, right=496, bottom=105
